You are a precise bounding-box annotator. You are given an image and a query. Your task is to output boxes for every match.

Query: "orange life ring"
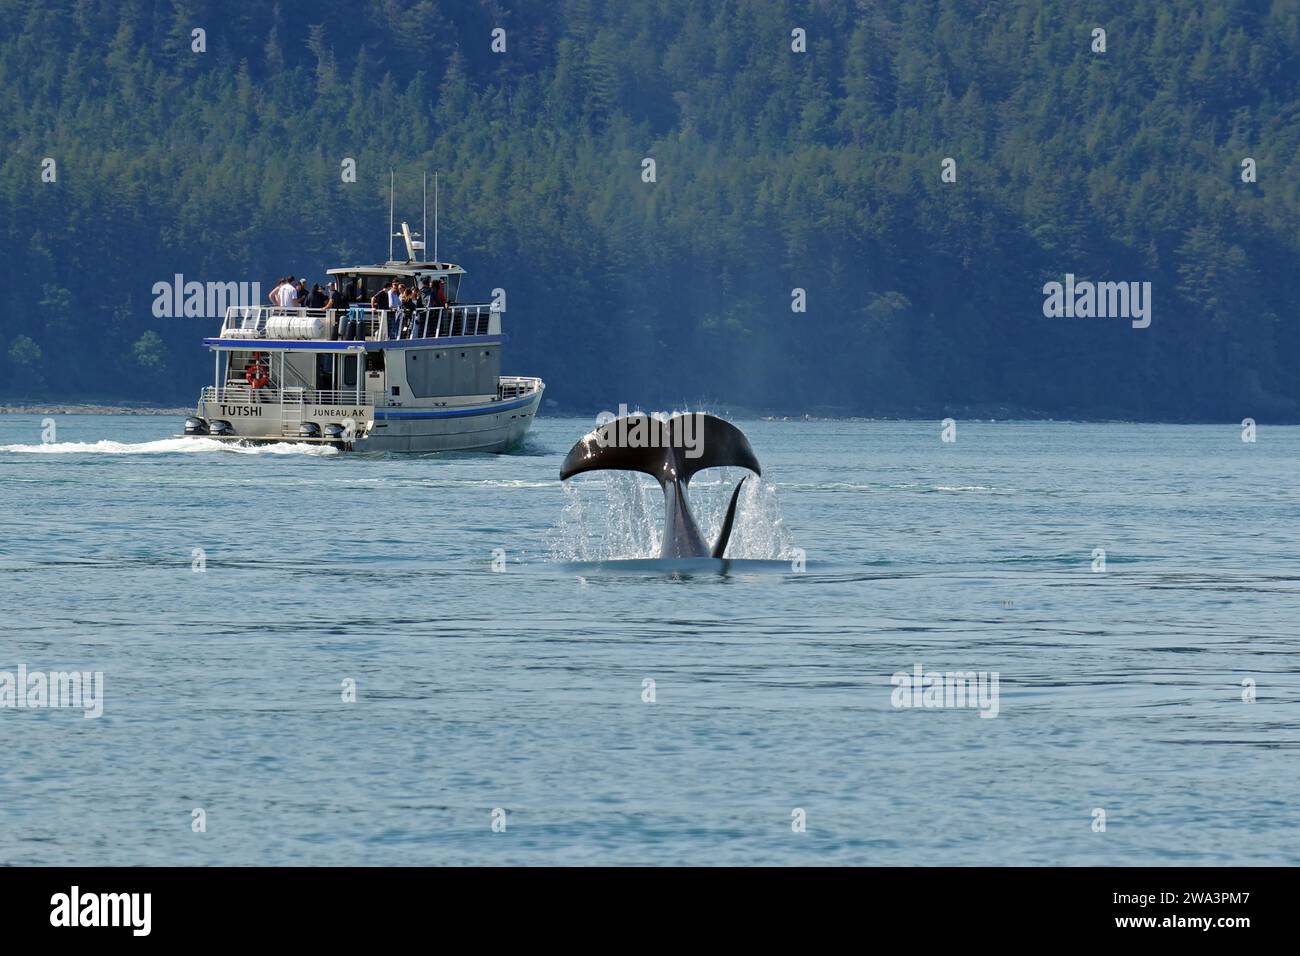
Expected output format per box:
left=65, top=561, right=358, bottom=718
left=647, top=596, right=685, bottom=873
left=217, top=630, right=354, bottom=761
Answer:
left=245, top=363, right=270, bottom=389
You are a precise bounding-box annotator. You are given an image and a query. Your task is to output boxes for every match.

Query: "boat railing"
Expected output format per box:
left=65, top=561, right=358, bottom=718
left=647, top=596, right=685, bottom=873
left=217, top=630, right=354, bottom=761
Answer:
left=392, top=304, right=495, bottom=340
left=220, top=304, right=499, bottom=342
left=201, top=385, right=384, bottom=407
left=498, top=376, right=542, bottom=400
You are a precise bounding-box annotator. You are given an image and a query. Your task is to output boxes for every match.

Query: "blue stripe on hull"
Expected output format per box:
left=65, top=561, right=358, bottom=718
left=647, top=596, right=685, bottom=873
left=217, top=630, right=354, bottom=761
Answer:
left=373, top=395, right=536, bottom=420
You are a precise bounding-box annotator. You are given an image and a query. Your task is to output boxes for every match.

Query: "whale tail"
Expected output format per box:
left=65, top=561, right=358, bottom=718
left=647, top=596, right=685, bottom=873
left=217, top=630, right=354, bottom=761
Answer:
left=559, top=413, right=762, bottom=559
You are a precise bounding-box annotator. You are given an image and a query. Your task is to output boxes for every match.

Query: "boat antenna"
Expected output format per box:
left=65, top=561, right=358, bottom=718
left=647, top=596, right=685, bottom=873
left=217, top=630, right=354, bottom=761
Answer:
left=434, top=172, right=439, bottom=264
left=388, top=168, right=395, bottom=262
left=422, top=171, right=428, bottom=265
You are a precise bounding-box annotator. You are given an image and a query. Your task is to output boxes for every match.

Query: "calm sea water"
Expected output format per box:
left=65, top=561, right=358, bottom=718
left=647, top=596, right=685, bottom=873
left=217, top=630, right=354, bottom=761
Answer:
left=1, top=413, right=1296, bottom=866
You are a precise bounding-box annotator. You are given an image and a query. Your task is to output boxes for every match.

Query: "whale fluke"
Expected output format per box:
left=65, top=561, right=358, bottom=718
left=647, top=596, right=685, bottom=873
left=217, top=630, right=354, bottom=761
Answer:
left=559, top=413, right=761, bottom=559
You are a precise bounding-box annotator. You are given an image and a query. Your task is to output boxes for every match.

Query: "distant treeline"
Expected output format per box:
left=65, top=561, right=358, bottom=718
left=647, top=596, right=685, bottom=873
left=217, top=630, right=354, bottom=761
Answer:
left=1, top=0, right=1297, bottom=420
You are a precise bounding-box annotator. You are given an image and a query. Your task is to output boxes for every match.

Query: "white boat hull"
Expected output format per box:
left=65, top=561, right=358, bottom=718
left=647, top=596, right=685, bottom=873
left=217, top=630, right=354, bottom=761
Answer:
left=191, top=384, right=543, bottom=453
left=357, top=388, right=543, bottom=452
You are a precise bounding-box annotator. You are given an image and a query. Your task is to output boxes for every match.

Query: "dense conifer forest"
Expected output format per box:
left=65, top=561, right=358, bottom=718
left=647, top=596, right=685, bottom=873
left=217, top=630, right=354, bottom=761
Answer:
left=1, top=0, right=1297, bottom=419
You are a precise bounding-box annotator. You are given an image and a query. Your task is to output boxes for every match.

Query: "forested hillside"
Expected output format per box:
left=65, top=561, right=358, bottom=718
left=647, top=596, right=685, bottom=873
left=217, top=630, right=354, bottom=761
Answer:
left=1, top=0, right=1297, bottom=419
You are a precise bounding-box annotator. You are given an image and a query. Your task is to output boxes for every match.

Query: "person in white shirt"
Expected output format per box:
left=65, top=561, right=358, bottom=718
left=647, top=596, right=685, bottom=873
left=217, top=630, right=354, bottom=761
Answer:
left=385, top=281, right=403, bottom=337
left=278, top=276, right=300, bottom=307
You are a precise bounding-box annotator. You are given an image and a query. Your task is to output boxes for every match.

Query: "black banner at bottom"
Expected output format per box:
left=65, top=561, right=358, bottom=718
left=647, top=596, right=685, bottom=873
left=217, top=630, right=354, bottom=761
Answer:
left=0, top=866, right=1284, bottom=941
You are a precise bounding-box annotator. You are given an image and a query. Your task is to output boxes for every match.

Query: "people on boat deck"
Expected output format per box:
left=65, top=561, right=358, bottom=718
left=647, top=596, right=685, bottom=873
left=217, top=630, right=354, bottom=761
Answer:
left=326, top=283, right=356, bottom=339
left=368, top=281, right=397, bottom=312
left=418, top=276, right=448, bottom=310
left=366, top=280, right=399, bottom=336
left=324, top=282, right=346, bottom=311
left=268, top=276, right=299, bottom=307
left=261, top=273, right=456, bottom=339
left=386, top=281, right=403, bottom=336
left=402, top=286, right=423, bottom=336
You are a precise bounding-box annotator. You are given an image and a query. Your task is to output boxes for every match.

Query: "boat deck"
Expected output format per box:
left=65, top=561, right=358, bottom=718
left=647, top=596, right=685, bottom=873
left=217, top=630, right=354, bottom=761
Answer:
left=213, top=304, right=500, bottom=347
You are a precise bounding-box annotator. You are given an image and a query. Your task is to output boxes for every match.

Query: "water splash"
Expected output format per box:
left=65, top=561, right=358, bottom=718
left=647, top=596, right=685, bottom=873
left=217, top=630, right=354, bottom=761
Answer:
left=0, top=438, right=339, bottom=456
left=548, top=469, right=795, bottom=561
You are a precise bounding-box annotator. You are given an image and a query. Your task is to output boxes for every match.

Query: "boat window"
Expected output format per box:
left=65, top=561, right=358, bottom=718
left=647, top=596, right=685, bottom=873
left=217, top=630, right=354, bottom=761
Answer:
left=365, top=351, right=385, bottom=372
left=355, top=275, right=389, bottom=300
left=316, top=354, right=334, bottom=390
left=342, top=355, right=358, bottom=388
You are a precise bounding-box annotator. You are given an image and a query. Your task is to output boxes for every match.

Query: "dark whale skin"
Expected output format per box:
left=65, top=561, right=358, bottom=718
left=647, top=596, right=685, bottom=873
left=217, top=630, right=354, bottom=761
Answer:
left=560, top=413, right=761, bottom=559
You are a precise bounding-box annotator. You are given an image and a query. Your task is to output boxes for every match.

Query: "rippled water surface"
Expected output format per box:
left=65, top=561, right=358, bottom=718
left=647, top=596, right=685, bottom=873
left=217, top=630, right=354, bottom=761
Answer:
left=1, top=413, right=1297, bottom=865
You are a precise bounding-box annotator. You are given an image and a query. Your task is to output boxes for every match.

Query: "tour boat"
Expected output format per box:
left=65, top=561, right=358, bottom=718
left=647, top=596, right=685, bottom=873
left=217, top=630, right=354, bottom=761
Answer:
left=180, top=224, right=543, bottom=452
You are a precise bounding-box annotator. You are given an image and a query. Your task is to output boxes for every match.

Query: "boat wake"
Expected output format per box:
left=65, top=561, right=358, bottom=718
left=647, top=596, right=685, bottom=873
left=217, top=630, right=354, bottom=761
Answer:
left=0, top=437, right=339, bottom=456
